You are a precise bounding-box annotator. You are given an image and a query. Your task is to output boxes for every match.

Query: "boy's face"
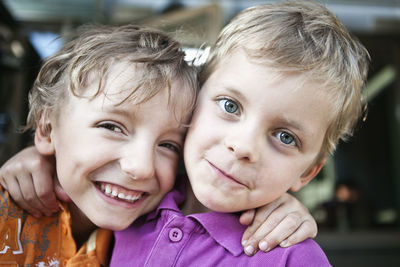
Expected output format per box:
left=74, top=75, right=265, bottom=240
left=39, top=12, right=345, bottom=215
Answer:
left=38, top=61, right=188, bottom=230
left=184, top=50, right=331, bottom=212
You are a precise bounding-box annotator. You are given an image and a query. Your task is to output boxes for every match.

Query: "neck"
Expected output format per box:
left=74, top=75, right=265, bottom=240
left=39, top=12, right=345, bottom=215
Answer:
left=181, top=183, right=212, bottom=215
left=68, top=202, right=96, bottom=248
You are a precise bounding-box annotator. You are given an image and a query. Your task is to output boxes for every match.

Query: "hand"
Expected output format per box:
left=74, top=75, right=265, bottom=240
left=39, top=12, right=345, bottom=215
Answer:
left=239, top=193, right=317, bottom=256
left=0, top=146, right=69, bottom=217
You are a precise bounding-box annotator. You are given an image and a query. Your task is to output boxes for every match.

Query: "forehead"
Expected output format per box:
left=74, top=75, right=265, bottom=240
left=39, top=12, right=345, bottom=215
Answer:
left=79, top=61, right=147, bottom=102
left=75, top=60, right=191, bottom=123
left=211, top=50, right=334, bottom=106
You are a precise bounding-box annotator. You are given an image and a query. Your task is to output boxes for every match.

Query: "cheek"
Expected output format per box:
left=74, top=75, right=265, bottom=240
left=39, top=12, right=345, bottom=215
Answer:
left=185, top=116, right=216, bottom=153
left=157, top=158, right=179, bottom=193
left=258, top=161, right=303, bottom=192
left=255, top=160, right=292, bottom=186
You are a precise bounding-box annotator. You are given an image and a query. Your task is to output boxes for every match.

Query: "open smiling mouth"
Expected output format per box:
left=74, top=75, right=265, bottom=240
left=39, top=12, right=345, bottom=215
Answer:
left=95, top=182, right=146, bottom=203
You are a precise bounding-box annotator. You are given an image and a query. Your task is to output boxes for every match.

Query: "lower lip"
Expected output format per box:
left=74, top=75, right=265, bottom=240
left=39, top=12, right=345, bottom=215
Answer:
left=207, top=161, right=245, bottom=187
left=93, top=184, right=147, bottom=209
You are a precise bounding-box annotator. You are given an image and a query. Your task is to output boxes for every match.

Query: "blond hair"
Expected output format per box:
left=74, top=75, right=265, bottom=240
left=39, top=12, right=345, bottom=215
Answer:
left=26, top=24, right=198, bottom=134
left=201, top=1, right=369, bottom=158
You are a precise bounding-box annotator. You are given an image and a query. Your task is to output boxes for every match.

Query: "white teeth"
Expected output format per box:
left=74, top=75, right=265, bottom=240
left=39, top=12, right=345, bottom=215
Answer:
left=98, top=183, right=143, bottom=203
left=112, top=189, right=118, bottom=197
left=105, top=185, right=111, bottom=194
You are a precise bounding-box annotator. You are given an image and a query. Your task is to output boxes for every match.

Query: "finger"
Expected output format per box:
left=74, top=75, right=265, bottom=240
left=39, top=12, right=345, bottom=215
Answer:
left=280, top=219, right=318, bottom=248
left=0, top=162, right=16, bottom=190
left=242, top=201, right=285, bottom=248
left=259, top=213, right=311, bottom=251
left=243, top=218, right=288, bottom=255
left=244, top=203, right=306, bottom=255
left=18, top=172, right=54, bottom=216
left=31, top=170, right=59, bottom=213
left=242, top=201, right=286, bottom=246
left=239, top=209, right=256, bottom=226
left=242, top=209, right=287, bottom=256
left=0, top=175, right=8, bottom=190
left=5, top=176, right=43, bottom=218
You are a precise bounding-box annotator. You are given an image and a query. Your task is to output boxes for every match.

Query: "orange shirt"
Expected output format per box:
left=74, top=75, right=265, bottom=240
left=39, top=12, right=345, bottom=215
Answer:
left=0, top=187, right=112, bottom=266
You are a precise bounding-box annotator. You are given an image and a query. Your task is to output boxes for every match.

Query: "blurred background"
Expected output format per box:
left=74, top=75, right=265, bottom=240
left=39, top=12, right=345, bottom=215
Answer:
left=0, top=0, right=399, bottom=266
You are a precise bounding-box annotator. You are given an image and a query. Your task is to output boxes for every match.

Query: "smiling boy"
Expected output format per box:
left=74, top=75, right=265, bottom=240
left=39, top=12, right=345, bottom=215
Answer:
left=0, top=24, right=197, bottom=266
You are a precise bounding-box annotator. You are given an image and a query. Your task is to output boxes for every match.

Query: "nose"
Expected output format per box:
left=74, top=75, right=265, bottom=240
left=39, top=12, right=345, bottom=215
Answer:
left=119, top=141, right=155, bottom=180
left=224, top=127, right=260, bottom=162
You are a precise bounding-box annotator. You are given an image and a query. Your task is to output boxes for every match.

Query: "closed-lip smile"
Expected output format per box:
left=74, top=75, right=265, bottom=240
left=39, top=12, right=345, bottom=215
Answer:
left=206, top=160, right=247, bottom=187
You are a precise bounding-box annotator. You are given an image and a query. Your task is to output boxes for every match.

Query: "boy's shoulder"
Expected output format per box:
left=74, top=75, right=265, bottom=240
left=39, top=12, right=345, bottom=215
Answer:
left=191, top=211, right=331, bottom=266
left=0, top=186, right=75, bottom=266
left=0, top=186, right=26, bottom=227
left=251, top=238, right=332, bottom=267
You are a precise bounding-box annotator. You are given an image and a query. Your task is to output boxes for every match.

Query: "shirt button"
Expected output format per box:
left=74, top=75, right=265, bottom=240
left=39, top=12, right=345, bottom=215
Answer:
left=168, top=227, right=183, bottom=242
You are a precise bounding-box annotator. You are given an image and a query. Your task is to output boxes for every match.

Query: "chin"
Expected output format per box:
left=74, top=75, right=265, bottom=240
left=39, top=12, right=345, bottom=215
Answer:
left=197, top=195, right=232, bottom=213
left=93, top=218, right=133, bottom=231
left=195, top=188, right=241, bottom=213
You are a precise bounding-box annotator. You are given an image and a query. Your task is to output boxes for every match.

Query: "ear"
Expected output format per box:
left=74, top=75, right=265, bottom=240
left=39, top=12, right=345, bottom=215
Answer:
left=289, top=158, right=327, bottom=192
left=34, top=119, right=55, bottom=156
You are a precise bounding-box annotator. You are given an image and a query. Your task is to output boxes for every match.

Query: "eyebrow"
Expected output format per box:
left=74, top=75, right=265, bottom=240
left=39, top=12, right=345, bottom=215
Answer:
left=277, top=115, right=311, bottom=137
left=100, top=104, right=137, bottom=119
left=224, top=87, right=249, bottom=105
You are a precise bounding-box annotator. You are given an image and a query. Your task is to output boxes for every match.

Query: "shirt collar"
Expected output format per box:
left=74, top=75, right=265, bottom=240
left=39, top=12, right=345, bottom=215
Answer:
left=147, top=179, right=186, bottom=220
left=188, top=212, right=245, bottom=256
left=146, top=189, right=245, bottom=256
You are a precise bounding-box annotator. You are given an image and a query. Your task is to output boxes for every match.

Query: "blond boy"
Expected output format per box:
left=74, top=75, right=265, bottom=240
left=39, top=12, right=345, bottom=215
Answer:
left=110, top=1, right=368, bottom=266
left=0, top=24, right=197, bottom=266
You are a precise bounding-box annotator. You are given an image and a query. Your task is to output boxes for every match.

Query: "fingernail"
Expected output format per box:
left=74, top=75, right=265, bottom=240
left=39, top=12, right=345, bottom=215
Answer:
left=259, top=241, right=269, bottom=251
left=280, top=240, right=289, bottom=247
left=33, top=213, right=41, bottom=218
left=245, top=245, right=255, bottom=256
left=242, top=239, right=248, bottom=246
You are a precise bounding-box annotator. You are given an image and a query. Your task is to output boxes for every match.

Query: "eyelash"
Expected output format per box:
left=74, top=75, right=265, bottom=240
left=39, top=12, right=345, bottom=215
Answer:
left=160, top=143, right=181, bottom=154
left=97, top=122, right=124, bottom=134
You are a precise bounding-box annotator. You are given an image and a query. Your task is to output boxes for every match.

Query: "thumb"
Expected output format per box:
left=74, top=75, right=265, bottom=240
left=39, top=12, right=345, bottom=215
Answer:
left=54, top=175, right=71, bottom=202
left=239, top=209, right=256, bottom=226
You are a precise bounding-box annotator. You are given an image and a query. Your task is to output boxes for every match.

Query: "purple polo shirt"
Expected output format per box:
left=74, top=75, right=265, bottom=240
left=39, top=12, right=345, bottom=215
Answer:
left=110, top=188, right=331, bottom=266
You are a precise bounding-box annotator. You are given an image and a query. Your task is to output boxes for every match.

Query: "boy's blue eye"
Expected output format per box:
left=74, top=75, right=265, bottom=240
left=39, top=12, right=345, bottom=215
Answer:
left=219, top=99, right=239, bottom=114
left=278, top=131, right=296, bottom=146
